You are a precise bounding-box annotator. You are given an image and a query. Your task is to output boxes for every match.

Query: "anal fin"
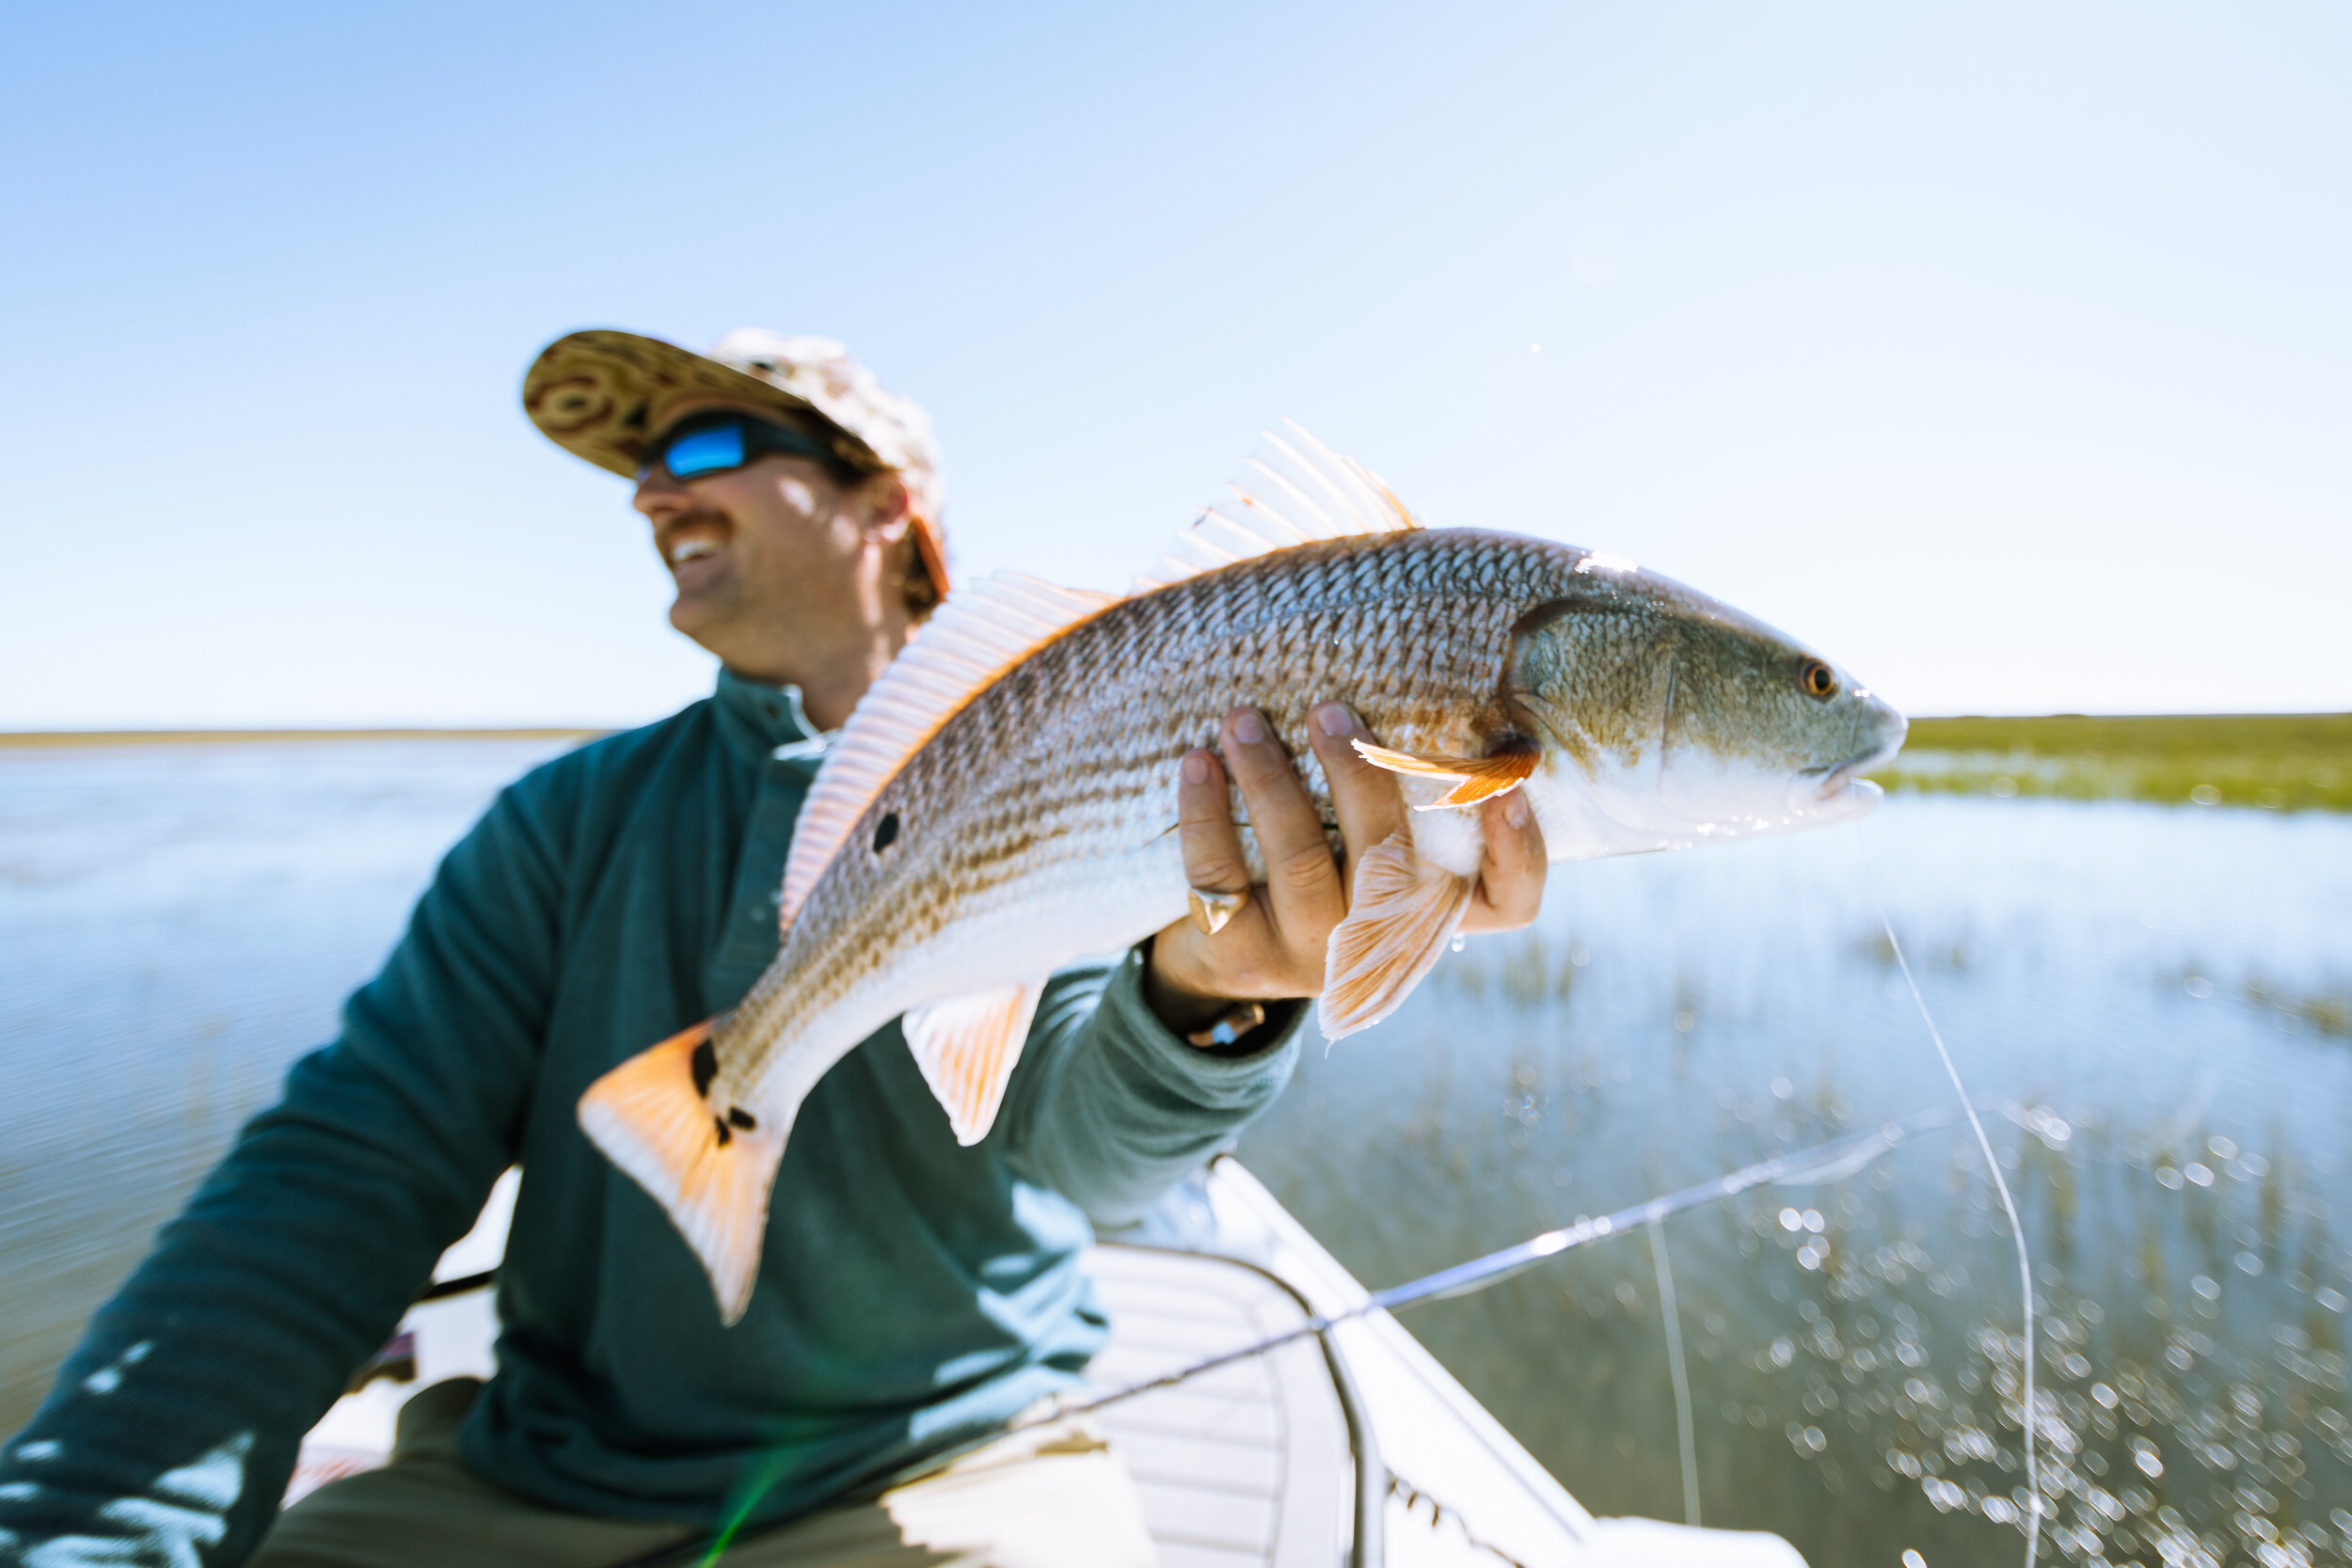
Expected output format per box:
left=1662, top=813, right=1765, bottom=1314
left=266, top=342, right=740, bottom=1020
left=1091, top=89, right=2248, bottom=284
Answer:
left=905, top=979, right=1049, bottom=1146
left=1320, top=834, right=1473, bottom=1039
left=577, top=1019, right=785, bottom=1326
left=1351, top=737, right=1538, bottom=809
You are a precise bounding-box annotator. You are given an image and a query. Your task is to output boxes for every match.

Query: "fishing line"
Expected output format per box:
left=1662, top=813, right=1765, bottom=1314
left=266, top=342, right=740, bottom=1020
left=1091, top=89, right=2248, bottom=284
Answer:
left=1859, top=823, right=2042, bottom=1568
left=1049, top=1110, right=1948, bottom=1423
left=1648, top=1214, right=1700, bottom=1528
left=627, top=1111, right=1953, bottom=1568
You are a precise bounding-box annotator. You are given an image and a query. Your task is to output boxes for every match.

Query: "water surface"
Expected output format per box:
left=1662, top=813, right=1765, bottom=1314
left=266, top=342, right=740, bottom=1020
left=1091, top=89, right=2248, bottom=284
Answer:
left=2, top=739, right=2346, bottom=1567
left=1240, top=793, right=2351, bottom=1566
left=0, top=739, right=572, bottom=1428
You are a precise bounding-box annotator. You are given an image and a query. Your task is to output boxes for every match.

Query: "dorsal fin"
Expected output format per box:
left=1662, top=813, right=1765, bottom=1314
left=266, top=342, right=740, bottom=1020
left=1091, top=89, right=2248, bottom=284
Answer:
left=777, top=425, right=1420, bottom=935
left=1133, top=421, right=1422, bottom=592
left=778, top=575, right=1118, bottom=934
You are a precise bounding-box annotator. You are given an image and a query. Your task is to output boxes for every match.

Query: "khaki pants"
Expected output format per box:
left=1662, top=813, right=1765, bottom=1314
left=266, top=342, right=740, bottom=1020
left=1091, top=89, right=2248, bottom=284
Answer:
left=254, top=1381, right=1157, bottom=1568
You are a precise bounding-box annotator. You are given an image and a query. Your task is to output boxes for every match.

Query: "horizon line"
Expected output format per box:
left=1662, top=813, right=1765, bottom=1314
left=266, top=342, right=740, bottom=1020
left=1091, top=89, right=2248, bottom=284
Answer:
left=4, top=712, right=2348, bottom=750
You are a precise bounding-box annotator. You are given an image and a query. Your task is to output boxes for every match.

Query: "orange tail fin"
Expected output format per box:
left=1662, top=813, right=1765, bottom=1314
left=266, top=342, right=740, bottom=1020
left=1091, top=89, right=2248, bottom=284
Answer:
left=577, top=1020, right=783, bottom=1325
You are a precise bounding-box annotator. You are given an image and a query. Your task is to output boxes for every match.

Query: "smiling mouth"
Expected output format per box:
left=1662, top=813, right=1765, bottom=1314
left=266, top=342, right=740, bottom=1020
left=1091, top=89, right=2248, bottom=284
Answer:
left=667, top=538, right=719, bottom=570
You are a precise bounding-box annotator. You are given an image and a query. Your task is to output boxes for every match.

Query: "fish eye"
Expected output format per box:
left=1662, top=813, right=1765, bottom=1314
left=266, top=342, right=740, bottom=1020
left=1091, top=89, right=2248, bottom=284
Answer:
left=872, top=812, right=900, bottom=853
left=1798, top=658, right=1838, bottom=700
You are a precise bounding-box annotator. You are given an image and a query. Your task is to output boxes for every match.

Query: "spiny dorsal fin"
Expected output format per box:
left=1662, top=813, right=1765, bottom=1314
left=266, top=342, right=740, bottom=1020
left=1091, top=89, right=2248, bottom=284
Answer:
left=778, top=426, right=1415, bottom=932
left=778, top=577, right=1118, bottom=934
left=1133, top=421, right=1422, bottom=592
left=1319, top=834, right=1472, bottom=1040
left=903, top=978, right=1049, bottom=1146
left=1352, top=738, right=1540, bottom=809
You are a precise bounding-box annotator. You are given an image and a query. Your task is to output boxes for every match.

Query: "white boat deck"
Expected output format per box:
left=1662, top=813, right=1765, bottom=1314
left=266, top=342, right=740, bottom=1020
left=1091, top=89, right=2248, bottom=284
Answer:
left=296, top=1160, right=1804, bottom=1566
left=1098, top=1158, right=1803, bottom=1568
left=1086, top=1244, right=1352, bottom=1566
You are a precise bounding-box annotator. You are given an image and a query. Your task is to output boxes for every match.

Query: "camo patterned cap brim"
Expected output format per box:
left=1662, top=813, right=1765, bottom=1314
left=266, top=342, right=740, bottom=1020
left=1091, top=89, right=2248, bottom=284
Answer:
left=521, top=327, right=948, bottom=595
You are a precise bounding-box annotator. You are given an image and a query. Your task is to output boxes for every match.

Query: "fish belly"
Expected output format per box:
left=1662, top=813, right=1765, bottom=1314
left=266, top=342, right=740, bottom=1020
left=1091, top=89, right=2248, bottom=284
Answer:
left=741, top=822, right=1190, bottom=1116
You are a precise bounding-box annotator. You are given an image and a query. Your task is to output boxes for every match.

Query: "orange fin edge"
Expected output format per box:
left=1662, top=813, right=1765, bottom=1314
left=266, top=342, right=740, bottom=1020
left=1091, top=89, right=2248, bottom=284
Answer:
left=576, top=1019, right=784, bottom=1325
left=1319, top=834, right=1474, bottom=1039
left=1351, top=738, right=1539, bottom=808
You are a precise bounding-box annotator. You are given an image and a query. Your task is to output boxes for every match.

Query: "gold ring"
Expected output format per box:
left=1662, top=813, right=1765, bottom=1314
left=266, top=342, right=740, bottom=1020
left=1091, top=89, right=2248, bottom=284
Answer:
left=1186, top=884, right=1250, bottom=936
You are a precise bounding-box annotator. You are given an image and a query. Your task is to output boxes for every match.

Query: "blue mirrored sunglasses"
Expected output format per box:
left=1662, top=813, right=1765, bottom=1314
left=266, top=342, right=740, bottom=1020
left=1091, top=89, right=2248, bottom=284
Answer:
left=636, top=413, right=839, bottom=483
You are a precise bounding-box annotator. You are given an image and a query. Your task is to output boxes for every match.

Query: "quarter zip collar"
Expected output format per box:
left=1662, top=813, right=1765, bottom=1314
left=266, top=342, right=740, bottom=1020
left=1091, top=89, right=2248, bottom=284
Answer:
left=712, top=666, right=834, bottom=768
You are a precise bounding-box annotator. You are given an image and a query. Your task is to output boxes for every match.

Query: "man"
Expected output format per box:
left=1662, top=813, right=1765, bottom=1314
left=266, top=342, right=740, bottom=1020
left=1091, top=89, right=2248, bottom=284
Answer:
left=0, top=329, right=1545, bottom=1566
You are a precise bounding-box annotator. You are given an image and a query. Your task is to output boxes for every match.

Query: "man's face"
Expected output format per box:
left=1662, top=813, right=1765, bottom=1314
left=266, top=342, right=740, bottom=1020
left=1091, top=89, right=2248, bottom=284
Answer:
left=631, top=399, right=909, bottom=667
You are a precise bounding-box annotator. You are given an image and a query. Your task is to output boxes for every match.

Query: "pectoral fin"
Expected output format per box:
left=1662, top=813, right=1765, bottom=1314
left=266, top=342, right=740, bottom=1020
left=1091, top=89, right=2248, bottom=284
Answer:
left=1320, top=834, right=1473, bottom=1039
left=577, top=1019, right=785, bottom=1326
left=1351, top=738, right=1538, bottom=808
left=905, top=978, right=1049, bottom=1146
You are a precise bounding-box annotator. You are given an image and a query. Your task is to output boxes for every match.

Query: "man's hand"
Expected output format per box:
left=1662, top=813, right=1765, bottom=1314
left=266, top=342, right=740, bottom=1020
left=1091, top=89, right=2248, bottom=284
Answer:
left=1143, top=702, right=1549, bottom=1039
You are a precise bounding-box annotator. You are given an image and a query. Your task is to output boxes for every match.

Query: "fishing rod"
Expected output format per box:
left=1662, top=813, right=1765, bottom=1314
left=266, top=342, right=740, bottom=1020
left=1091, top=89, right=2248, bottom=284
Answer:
left=617, top=1108, right=1958, bottom=1568
left=1041, top=1105, right=1955, bottom=1424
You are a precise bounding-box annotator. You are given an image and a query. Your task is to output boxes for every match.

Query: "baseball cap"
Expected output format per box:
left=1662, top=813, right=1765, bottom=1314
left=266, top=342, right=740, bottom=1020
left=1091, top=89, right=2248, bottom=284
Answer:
left=521, top=327, right=949, bottom=599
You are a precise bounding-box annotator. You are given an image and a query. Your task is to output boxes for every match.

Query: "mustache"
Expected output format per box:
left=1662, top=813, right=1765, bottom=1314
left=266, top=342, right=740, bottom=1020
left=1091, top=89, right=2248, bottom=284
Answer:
left=656, top=510, right=732, bottom=562
left=658, top=508, right=731, bottom=538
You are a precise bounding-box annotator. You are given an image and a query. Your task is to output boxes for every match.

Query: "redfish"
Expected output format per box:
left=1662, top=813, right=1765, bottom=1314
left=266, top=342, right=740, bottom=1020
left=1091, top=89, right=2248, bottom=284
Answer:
left=580, top=431, right=1907, bottom=1321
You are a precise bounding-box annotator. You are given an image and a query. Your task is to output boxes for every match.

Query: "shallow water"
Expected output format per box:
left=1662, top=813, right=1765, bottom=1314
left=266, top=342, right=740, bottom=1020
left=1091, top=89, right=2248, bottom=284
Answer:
left=1239, top=794, right=2352, bottom=1566
left=2, top=742, right=2346, bottom=1566
left=0, top=739, right=573, bottom=1430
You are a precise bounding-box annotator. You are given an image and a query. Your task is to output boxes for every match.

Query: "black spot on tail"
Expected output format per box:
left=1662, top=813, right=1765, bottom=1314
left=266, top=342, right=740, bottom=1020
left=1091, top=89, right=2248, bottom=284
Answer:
left=727, top=1107, right=757, bottom=1131
left=712, top=1116, right=733, bottom=1148
left=691, top=1037, right=717, bottom=1099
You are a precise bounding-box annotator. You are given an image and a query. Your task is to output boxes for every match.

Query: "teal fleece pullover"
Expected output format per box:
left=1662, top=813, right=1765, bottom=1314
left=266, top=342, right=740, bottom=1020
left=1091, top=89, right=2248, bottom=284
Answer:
left=0, top=669, right=1301, bottom=1566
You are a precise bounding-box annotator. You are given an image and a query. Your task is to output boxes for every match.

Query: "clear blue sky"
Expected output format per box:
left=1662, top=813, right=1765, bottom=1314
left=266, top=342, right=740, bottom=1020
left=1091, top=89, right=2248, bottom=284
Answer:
left=4, top=3, right=2344, bottom=727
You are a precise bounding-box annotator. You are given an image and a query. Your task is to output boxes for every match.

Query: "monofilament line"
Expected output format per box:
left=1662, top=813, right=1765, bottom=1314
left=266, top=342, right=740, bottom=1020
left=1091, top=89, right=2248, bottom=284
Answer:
left=1050, top=1115, right=1938, bottom=1426
left=641, top=1117, right=1940, bottom=1568
left=1648, top=1215, right=1701, bottom=1528
left=1861, top=827, right=2042, bottom=1568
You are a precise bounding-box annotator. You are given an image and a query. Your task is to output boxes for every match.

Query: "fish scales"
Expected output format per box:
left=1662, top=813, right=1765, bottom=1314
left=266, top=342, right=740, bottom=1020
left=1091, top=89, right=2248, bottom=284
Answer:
left=716, top=529, right=1571, bottom=1103
left=575, top=437, right=1906, bottom=1322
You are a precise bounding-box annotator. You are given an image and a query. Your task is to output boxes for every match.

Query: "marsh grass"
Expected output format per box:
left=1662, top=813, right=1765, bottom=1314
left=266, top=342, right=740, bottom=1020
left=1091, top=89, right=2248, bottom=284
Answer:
left=2241, top=975, right=2352, bottom=1040
left=1873, top=714, right=2352, bottom=813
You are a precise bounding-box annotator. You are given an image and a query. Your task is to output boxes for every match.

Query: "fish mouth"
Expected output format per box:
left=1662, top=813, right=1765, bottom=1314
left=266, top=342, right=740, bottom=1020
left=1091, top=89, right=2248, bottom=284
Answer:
left=1796, top=727, right=1908, bottom=810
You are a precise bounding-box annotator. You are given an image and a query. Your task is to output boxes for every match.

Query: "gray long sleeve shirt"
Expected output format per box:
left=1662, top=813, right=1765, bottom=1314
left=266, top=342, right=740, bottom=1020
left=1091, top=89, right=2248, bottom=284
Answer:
left=0, top=668, right=1301, bottom=1566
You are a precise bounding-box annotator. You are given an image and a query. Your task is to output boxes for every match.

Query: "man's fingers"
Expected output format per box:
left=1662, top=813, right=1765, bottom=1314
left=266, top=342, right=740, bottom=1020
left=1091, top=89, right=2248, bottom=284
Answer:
left=1220, top=707, right=1342, bottom=924
left=1151, top=702, right=1531, bottom=1030
left=1174, top=748, right=1250, bottom=895
left=1305, top=703, right=1411, bottom=900
left=1152, top=725, right=1332, bottom=1010
left=1461, top=786, right=1548, bottom=933
left=1156, top=745, right=1279, bottom=1009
